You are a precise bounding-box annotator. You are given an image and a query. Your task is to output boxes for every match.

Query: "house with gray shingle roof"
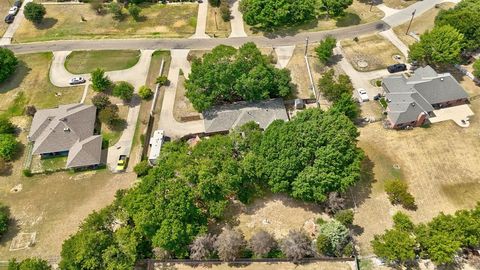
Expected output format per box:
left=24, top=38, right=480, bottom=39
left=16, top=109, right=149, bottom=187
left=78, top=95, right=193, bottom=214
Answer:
left=28, top=103, right=102, bottom=169
left=382, top=66, right=469, bottom=129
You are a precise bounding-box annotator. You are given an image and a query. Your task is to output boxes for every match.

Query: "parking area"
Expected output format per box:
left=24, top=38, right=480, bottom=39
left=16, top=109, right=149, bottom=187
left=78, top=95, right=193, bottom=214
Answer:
left=430, top=104, right=475, bottom=127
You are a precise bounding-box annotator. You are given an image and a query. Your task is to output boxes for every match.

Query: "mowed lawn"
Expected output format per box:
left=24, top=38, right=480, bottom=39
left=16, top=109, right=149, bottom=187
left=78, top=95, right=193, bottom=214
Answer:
left=340, top=34, right=402, bottom=71
left=353, top=79, right=480, bottom=255
left=393, top=2, right=456, bottom=46
left=0, top=53, right=83, bottom=116
left=65, top=50, right=141, bottom=74
left=13, top=3, right=198, bottom=43
left=245, top=0, right=384, bottom=36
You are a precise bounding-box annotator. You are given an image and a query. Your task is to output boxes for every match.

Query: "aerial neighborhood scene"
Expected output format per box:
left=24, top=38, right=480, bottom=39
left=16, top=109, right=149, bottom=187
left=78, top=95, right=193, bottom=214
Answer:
left=1, top=0, right=480, bottom=269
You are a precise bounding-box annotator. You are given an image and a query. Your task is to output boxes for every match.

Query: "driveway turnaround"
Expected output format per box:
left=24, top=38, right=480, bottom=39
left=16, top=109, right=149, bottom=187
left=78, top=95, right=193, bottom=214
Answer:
left=229, top=0, right=247, bottom=38
left=0, top=0, right=33, bottom=45
left=157, top=49, right=205, bottom=139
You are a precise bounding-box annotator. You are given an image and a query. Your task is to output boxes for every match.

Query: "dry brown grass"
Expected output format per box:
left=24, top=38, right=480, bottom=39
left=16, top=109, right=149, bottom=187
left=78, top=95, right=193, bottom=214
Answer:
left=173, top=75, right=201, bottom=122
left=393, top=2, right=456, bottom=46
left=340, top=34, right=402, bottom=71
left=245, top=0, right=383, bottom=36
left=13, top=3, right=198, bottom=43
left=0, top=0, right=10, bottom=36
left=206, top=3, right=231, bottom=38
left=166, top=261, right=353, bottom=270
left=382, top=0, right=418, bottom=9
left=352, top=75, right=480, bottom=255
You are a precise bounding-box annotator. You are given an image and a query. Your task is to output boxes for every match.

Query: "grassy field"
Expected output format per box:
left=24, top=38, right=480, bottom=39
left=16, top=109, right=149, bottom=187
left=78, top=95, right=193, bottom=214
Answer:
left=65, top=50, right=141, bottom=74
left=0, top=53, right=83, bottom=117
left=206, top=3, right=231, bottom=38
left=13, top=3, right=198, bottom=43
left=245, top=1, right=384, bottom=36
left=393, top=2, right=456, bottom=46
left=352, top=75, right=480, bottom=255
left=382, top=0, right=418, bottom=9
left=340, top=34, right=402, bottom=71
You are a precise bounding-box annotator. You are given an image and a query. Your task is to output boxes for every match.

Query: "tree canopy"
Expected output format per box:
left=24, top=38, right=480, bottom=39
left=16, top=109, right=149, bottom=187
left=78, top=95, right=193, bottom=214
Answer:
left=23, top=2, right=46, bottom=24
left=320, top=0, right=353, bottom=17
left=240, top=0, right=316, bottom=28
left=409, top=25, right=464, bottom=66
left=185, top=43, right=293, bottom=111
left=8, top=257, right=51, bottom=270
left=0, top=48, right=18, bottom=84
left=315, top=36, right=337, bottom=64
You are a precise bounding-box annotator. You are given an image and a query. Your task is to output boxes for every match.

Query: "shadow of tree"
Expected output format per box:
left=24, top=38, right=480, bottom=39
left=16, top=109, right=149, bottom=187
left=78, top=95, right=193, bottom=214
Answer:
left=35, top=17, right=58, bottom=30
left=109, top=118, right=127, bottom=132
left=345, top=156, right=375, bottom=210
left=336, top=12, right=361, bottom=27
left=0, top=60, right=31, bottom=94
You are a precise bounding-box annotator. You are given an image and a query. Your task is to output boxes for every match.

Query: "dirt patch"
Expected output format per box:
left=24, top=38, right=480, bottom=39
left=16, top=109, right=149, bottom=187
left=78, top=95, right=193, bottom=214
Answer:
left=206, top=3, right=231, bottom=38
left=173, top=75, right=201, bottom=122
left=340, top=34, right=402, bottom=71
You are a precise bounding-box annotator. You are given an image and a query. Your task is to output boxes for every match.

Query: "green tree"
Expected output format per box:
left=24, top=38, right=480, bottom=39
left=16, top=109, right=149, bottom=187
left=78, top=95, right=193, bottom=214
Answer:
left=108, top=2, right=124, bottom=21
left=128, top=4, right=141, bottom=21
left=138, top=86, right=153, bottom=100
left=318, top=220, right=350, bottom=257
left=241, top=0, right=316, bottom=28
left=330, top=93, right=360, bottom=121
left=435, top=0, right=480, bottom=51
left=318, top=69, right=354, bottom=102
left=392, top=212, right=414, bottom=232
left=0, top=203, right=10, bottom=237
left=0, top=118, right=16, bottom=134
left=320, top=0, right=353, bottom=17
left=371, top=229, right=416, bottom=265
left=23, top=2, right=46, bottom=24
left=133, top=160, right=151, bottom=177
left=334, top=209, right=354, bottom=226
left=384, top=179, right=416, bottom=210
left=473, top=59, right=480, bottom=78
left=315, top=36, right=337, bottom=64
left=156, top=75, right=169, bottom=86
left=0, top=134, right=19, bottom=161
left=8, top=257, right=51, bottom=270
left=0, top=48, right=18, bottom=84
left=91, top=68, right=112, bottom=92
left=186, top=43, right=292, bottom=111
left=409, top=25, right=464, bottom=66
left=113, top=81, right=134, bottom=101
left=99, top=104, right=119, bottom=125
left=92, top=93, right=112, bottom=110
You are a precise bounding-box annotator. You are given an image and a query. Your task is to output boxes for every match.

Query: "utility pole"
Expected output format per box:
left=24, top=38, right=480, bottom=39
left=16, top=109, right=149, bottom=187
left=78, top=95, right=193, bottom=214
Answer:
left=406, top=9, right=416, bottom=35
left=304, top=37, right=309, bottom=56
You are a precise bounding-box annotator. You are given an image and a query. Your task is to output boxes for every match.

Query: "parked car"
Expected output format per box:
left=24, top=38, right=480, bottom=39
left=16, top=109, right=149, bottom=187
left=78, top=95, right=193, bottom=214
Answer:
left=14, top=0, right=22, bottom=8
left=116, top=155, right=128, bottom=172
left=373, top=93, right=382, bottom=101
left=69, top=77, right=86, bottom=85
left=387, top=63, right=407, bottom=73
left=8, top=6, right=19, bottom=15
left=357, top=88, right=369, bottom=102
left=4, top=14, right=14, bottom=24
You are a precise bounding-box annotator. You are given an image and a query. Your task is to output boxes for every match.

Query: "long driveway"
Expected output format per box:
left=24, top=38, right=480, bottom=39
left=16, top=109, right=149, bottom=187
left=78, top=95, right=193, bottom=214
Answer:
left=0, top=0, right=33, bottom=45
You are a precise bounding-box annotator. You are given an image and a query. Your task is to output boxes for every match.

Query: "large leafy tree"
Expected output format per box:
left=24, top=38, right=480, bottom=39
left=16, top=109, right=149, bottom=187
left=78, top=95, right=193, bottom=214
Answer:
left=113, top=81, right=134, bottom=101
left=318, top=69, right=354, bottom=103
left=0, top=134, right=19, bottom=161
left=409, top=25, right=464, bottom=66
left=256, top=109, right=363, bottom=203
left=91, top=68, right=112, bottom=92
left=23, top=2, right=46, bottom=24
left=0, top=48, right=18, bottom=84
left=240, top=0, right=316, bottom=28
left=320, top=0, right=353, bottom=17
left=371, top=229, right=416, bottom=265
left=186, top=43, right=292, bottom=111
left=435, top=0, right=480, bottom=51
left=315, top=36, right=337, bottom=64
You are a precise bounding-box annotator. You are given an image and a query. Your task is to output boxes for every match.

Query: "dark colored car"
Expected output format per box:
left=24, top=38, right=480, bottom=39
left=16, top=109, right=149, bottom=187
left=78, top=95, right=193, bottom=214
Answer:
left=14, top=0, right=22, bottom=8
left=387, top=63, right=407, bottom=73
left=4, top=14, right=14, bottom=24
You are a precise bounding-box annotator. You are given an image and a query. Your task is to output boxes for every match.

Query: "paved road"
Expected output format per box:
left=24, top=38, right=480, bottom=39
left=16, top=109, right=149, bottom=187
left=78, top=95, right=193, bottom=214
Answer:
left=229, top=0, right=247, bottom=38
left=382, top=0, right=460, bottom=27
left=0, top=0, right=33, bottom=45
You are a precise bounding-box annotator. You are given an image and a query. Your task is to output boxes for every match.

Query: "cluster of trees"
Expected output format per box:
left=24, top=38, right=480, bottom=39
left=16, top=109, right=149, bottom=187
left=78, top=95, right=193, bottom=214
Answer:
left=240, top=0, right=352, bottom=29
left=410, top=0, right=480, bottom=66
left=0, top=48, right=18, bottom=84
left=0, top=119, right=20, bottom=175
left=209, top=0, right=231, bottom=22
left=91, top=68, right=134, bottom=101
left=372, top=205, right=480, bottom=266
left=24, top=2, right=46, bottom=24
left=90, top=0, right=143, bottom=21
left=8, top=257, right=51, bottom=270
left=186, top=43, right=293, bottom=111
left=318, top=69, right=359, bottom=120
left=60, top=108, right=363, bottom=267
left=384, top=179, right=416, bottom=210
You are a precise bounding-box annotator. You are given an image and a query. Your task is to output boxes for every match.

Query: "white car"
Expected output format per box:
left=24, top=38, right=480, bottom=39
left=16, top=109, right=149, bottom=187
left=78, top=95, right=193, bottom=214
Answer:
left=8, top=6, right=19, bottom=15
left=357, top=88, right=369, bottom=102
left=69, top=77, right=86, bottom=85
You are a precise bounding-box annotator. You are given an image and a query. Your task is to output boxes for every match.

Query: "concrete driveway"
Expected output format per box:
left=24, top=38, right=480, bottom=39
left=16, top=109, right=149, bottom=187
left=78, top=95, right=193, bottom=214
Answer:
left=0, top=0, right=33, bottom=45
left=429, top=104, right=474, bottom=127
left=191, top=0, right=210, bottom=39
left=229, top=0, right=247, bottom=38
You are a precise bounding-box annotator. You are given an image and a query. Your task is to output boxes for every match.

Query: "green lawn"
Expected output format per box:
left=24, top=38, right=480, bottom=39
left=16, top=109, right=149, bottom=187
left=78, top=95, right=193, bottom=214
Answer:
left=0, top=53, right=83, bottom=117
left=40, top=156, right=68, bottom=171
left=13, top=3, right=198, bottom=43
left=65, top=50, right=141, bottom=74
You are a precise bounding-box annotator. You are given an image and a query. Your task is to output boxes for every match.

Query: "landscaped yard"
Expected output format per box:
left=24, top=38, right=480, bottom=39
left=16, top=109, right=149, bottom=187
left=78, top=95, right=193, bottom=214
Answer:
left=352, top=76, right=480, bottom=254
left=13, top=3, right=198, bottom=43
left=65, top=50, right=141, bottom=74
left=0, top=53, right=83, bottom=117
left=245, top=0, right=384, bottom=36
left=393, top=2, right=456, bottom=46
left=382, top=0, right=418, bottom=9
left=206, top=3, right=231, bottom=38
left=340, top=34, right=402, bottom=71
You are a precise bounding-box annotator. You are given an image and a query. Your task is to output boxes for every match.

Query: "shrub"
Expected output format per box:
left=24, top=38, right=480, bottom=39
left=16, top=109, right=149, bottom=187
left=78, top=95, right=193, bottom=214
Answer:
left=98, top=104, right=119, bottom=125
left=0, top=48, right=18, bottom=84
left=113, top=81, right=134, bottom=101
left=318, top=220, right=350, bottom=257
left=0, top=134, right=19, bottom=161
left=128, top=4, right=141, bottom=21
left=8, top=257, right=51, bottom=270
left=384, top=179, right=416, bottom=210
left=91, top=68, right=111, bottom=92
left=280, top=230, right=312, bottom=262
left=473, top=59, right=480, bottom=78
left=25, top=105, right=37, bottom=117
left=91, top=93, right=112, bottom=110
left=375, top=80, right=382, bottom=87
left=0, top=119, right=16, bottom=134
left=108, top=2, right=124, bottom=21
left=156, top=75, right=169, bottom=86
left=334, top=209, right=354, bottom=226
left=392, top=212, right=414, bottom=232
left=23, top=2, right=46, bottom=24
left=316, top=234, right=331, bottom=255
left=138, top=86, right=153, bottom=100
left=0, top=203, right=9, bottom=237
left=315, top=36, right=337, bottom=64
left=214, top=228, right=246, bottom=261
left=133, top=160, right=151, bottom=177
left=190, top=234, right=216, bottom=260
left=248, top=230, right=276, bottom=258
left=22, top=169, right=33, bottom=177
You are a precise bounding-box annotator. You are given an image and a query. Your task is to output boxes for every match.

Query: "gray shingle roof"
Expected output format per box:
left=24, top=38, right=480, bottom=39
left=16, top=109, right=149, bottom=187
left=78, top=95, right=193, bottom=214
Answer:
left=203, top=98, right=289, bottom=133
left=66, top=135, right=102, bottom=168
